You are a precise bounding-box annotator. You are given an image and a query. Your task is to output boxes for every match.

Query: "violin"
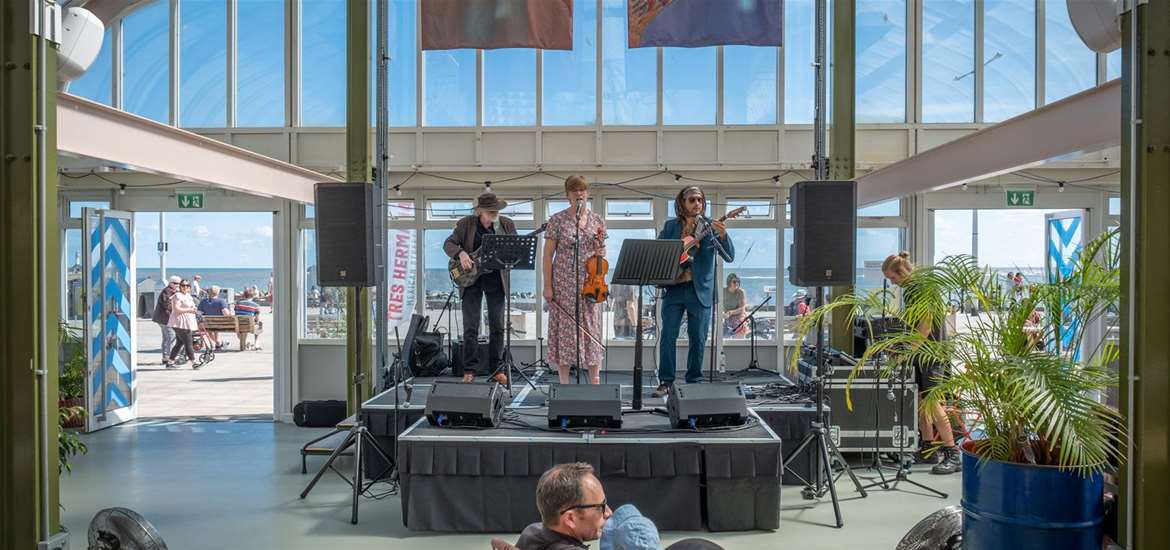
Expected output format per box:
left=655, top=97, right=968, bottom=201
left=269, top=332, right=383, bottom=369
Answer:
left=581, top=227, right=609, bottom=303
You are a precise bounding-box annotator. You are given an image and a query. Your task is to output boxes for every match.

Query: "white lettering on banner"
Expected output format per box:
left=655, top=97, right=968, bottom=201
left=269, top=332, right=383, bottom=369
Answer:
left=387, top=228, right=416, bottom=322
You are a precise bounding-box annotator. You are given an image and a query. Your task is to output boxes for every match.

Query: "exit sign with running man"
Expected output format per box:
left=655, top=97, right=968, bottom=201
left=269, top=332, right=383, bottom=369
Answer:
left=1006, top=190, right=1035, bottom=208
left=177, top=192, right=204, bottom=209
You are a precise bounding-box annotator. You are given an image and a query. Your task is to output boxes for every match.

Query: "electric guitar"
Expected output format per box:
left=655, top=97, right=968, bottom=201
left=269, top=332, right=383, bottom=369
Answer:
left=448, top=223, right=548, bottom=288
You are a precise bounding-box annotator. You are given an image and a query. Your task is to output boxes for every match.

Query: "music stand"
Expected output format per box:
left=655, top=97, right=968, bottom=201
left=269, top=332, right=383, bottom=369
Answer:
left=612, top=239, right=684, bottom=410
left=479, top=233, right=540, bottom=393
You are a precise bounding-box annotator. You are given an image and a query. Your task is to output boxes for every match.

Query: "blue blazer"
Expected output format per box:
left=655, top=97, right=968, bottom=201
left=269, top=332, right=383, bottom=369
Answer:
left=658, top=218, right=735, bottom=309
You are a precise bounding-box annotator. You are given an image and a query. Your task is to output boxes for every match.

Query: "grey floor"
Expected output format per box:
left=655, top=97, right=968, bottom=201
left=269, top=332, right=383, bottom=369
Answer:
left=61, top=419, right=962, bottom=549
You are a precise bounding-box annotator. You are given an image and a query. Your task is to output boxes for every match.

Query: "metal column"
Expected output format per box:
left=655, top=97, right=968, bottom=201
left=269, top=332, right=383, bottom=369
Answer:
left=1121, top=0, right=1170, bottom=547
left=829, top=0, right=856, bottom=353
left=345, top=0, right=373, bottom=414
left=1, top=0, right=61, bottom=546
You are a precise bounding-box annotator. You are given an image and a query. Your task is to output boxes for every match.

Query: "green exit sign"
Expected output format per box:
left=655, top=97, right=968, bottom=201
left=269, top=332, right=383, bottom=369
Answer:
left=177, top=192, right=204, bottom=209
left=1006, top=190, right=1035, bottom=208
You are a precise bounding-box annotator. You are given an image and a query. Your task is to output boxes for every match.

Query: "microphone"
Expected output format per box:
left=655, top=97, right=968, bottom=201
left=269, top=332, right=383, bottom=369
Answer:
left=575, top=197, right=584, bottom=218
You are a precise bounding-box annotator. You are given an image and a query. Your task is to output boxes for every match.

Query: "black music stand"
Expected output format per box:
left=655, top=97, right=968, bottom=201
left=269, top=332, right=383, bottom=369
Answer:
left=612, top=239, right=684, bottom=410
left=480, top=233, right=540, bottom=393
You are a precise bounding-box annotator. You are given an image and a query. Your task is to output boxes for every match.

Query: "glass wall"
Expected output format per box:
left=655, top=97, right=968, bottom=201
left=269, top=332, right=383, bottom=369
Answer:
left=543, top=0, right=597, bottom=125
left=85, top=0, right=1108, bottom=131
left=179, top=0, right=227, bottom=128
left=122, top=0, right=170, bottom=123
left=922, top=0, right=975, bottom=122
left=601, top=0, right=656, bottom=125
left=237, top=0, right=285, bottom=126
left=856, top=0, right=906, bottom=123
left=299, top=0, right=346, bottom=126
left=1044, top=0, right=1097, bottom=104
left=984, top=0, right=1036, bottom=122
left=68, top=28, right=113, bottom=105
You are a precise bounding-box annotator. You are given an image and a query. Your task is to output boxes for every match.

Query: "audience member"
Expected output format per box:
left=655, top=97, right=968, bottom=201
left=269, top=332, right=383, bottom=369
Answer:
left=492, top=463, right=723, bottom=550
left=197, top=286, right=230, bottom=349
left=234, top=289, right=263, bottom=350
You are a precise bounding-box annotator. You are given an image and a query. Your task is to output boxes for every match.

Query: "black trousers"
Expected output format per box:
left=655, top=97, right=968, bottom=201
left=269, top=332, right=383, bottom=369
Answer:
left=170, top=328, right=195, bottom=362
left=460, top=275, right=505, bottom=375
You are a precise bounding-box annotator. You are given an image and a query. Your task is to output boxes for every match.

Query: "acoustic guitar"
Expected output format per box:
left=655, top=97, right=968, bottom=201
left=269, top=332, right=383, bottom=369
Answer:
left=678, top=206, right=748, bottom=265
left=448, top=223, right=548, bottom=288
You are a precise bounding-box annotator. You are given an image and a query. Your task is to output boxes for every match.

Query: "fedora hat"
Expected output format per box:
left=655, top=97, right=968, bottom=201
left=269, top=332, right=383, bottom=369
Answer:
left=475, top=192, right=507, bottom=211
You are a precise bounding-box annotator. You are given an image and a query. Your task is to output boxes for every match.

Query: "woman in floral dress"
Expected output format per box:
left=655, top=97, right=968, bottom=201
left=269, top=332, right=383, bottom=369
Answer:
left=542, top=175, right=607, bottom=384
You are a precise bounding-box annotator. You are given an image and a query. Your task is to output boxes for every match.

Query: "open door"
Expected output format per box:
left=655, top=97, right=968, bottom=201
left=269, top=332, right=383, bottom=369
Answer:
left=1044, top=209, right=1084, bottom=358
left=82, top=209, right=137, bottom=432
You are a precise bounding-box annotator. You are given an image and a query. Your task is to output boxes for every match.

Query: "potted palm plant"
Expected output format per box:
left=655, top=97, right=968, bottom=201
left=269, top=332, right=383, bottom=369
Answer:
left=790, top=230, right=1123, bottom=549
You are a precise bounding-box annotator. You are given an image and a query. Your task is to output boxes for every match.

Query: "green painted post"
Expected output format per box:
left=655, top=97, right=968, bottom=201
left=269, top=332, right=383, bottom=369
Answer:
left=345, top=0, right=372, bottom=414
left=829, top=0, right=856, bottom=354
left=1, top=1, right=61, bottom=546
left=1122, top=1, right=1170, bottom=547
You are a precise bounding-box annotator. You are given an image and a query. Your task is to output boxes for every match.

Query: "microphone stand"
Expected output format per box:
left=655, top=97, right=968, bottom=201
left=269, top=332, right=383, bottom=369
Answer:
left=698, top=216, right=733, bottom=383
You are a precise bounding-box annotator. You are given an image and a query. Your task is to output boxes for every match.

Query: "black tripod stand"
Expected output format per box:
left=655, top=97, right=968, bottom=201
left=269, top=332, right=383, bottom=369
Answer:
left=859, top=361, right=948, bottom=498
left=300, top=305, right=395, bottom=524
left=728, top=294, right=774, bottom=375
left=781, top=286, right=867, bottom=528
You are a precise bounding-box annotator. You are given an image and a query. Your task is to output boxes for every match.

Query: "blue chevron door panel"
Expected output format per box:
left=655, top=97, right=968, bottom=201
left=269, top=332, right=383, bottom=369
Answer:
left=1045, top=210, right=1084, bottom=360
left=83, top=209, right=137, bottom=432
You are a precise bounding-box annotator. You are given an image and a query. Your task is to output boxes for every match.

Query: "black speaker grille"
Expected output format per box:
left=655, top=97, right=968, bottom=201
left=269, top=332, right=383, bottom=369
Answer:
left=314, top=182, right=376, bottom=287
left=790, top=180, right=857, bottom=287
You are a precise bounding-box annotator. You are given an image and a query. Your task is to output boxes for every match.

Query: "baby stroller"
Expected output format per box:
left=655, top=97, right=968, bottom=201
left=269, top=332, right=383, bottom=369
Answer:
left=192, top=314, right=216, bottom=367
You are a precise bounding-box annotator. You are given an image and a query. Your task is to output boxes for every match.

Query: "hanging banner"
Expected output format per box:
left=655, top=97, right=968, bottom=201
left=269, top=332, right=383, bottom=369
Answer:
left=628, top=0, right=782, bottom=49
left=387, top=226, right=417, bottom=324
left=421, top=0, right=573, bottom=51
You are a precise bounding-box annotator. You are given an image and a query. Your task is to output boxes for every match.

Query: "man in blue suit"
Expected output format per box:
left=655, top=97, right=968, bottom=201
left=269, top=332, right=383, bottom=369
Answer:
left=654, top=186, right=734, bottom=397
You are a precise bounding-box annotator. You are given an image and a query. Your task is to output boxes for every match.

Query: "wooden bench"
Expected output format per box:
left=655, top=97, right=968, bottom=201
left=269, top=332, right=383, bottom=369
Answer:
left=201, top=315, right=263, bottom=349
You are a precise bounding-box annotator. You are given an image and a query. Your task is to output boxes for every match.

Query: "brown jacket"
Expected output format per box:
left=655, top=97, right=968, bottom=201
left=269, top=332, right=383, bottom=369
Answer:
left=443, top=215, right=517, bottom=294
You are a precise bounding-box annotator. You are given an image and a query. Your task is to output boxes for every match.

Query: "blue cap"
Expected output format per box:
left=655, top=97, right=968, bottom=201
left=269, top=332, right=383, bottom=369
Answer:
left=600, top=504, right=660, bottom=550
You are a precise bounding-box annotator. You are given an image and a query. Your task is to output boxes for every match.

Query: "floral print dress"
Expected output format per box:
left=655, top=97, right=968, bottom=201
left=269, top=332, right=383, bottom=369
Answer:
left=546, top=208, right=606, bottom=368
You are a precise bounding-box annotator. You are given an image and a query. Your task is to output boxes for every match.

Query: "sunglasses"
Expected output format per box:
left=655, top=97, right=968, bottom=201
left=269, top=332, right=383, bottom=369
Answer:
left=560, top=499, right=607, bottom=516
left=180, top=284, right=191, bottom=287
left=685, top=196, right=704, bottom=203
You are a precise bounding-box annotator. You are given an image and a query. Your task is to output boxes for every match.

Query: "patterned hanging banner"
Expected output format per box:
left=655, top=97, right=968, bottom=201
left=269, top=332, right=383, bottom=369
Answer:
left=628, top=0, right=783, bottom=48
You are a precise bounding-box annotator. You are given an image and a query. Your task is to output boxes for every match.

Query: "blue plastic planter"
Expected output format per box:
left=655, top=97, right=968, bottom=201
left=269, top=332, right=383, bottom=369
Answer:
left=961, top=441, right=1104, bottom=549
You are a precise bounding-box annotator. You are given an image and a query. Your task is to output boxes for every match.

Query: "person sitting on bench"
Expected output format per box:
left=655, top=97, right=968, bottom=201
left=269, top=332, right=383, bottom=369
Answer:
left=233, top=289, right=263, bottom=350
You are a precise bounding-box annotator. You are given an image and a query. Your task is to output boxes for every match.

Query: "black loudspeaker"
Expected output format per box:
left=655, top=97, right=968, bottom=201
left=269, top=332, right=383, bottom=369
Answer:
left=314, top=182, right=376, bottom=287
left=424, top=381, right=505, bottom=428
left=667, top=383, right=748, bottom=428
left=789, top=180, right=857, bottom=286
left=548, top=384, right=622, bottom=429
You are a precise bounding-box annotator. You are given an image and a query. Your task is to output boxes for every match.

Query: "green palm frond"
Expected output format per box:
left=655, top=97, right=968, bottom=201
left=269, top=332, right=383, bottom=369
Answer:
left=791, top=229, right=1124, bottom=473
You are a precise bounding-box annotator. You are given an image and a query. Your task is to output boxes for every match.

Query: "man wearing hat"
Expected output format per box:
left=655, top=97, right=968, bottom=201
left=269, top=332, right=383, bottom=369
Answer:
left=152, top=276, right=182, bottom=364
left=443, top=193, right=517, bottom=384
left=653, top=186, right=734, bottom=397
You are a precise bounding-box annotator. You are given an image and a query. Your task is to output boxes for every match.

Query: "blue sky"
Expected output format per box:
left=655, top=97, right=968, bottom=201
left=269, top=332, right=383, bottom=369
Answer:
left=133, top=212, right=274, bottom=269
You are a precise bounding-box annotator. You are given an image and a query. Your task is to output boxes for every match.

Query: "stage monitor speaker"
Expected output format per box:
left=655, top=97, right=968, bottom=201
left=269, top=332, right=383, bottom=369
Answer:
left=314, top=182, right=376, bottom=287
left=667, top=383, right=748, bottom=428
left=424, top=380, right=505, bottom=428
left=789, top=180, right=856, bottom=287
left=548, top=384, right=622, bottom=429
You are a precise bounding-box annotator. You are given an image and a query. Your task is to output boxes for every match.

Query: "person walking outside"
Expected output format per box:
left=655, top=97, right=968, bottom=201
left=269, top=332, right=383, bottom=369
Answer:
left=152, top=276, right=181, bottom=365
left=167, top=279, right=202, bottom=369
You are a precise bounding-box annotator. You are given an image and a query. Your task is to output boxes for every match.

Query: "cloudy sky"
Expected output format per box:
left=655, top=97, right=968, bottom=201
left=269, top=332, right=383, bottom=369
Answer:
left=133, top=212, right=274, bottom=269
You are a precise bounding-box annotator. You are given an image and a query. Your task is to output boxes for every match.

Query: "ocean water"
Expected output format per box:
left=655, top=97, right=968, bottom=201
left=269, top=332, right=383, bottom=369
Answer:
left=137, top=267, right=272, bottom=294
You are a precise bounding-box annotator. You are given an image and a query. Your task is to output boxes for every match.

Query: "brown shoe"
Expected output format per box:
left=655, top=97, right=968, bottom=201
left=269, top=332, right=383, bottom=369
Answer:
left=462, top=373, right=475, bottom=383
left=492, top=372, right=508, bottom=385
left=652, top=383, right=672, bottom=398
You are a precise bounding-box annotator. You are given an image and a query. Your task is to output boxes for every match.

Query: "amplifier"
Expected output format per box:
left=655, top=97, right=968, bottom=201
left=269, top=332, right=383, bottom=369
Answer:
left=797, top=347, right=909, bottom=381
left=548, top=384, right=622, bottom=429
left=824, top=378, right=918, bottom=452
left=424, top=381, right=505, bottom=428
left=667, top=383, right=748, bottom=428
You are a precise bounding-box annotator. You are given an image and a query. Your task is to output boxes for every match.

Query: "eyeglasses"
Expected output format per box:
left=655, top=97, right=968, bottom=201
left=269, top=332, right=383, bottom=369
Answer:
left=180, top=284, right=190, bottom=287
left=685, top=197, right=704, bottom=203
left=560, top=499, right=607, bottom=516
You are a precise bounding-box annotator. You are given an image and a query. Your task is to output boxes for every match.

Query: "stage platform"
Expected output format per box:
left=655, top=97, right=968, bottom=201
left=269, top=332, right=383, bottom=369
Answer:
left=358, top=368, right=832, bottom=532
